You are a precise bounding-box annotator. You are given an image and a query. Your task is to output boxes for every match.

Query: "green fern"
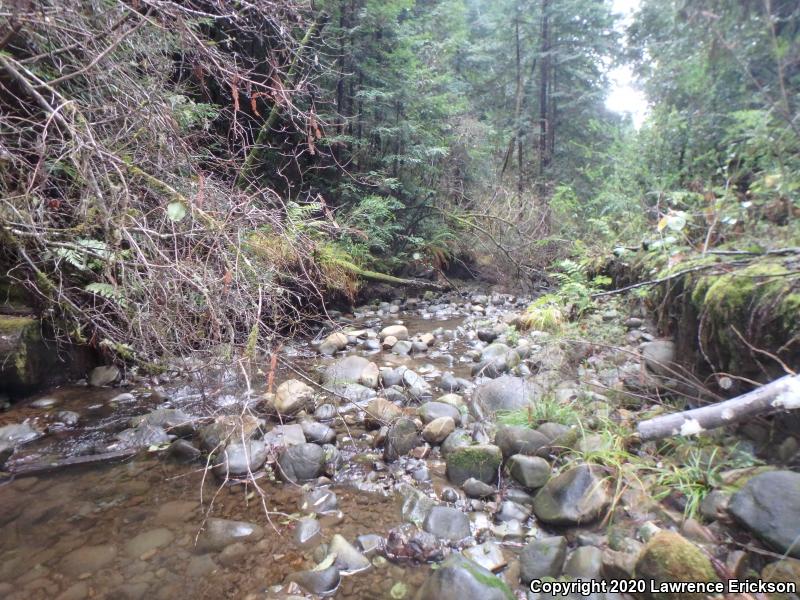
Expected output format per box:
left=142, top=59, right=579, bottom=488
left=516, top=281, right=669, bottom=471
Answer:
left=84, top=282, right=127, bottom=308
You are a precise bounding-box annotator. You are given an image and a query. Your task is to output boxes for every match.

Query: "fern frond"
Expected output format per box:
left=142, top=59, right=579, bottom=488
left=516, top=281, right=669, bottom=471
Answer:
left=85, top=282, right=127, bottom=308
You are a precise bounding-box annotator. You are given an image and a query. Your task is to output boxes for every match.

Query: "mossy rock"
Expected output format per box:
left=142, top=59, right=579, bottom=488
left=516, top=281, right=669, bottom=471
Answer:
left=0, top=316, right=42, bottom=390
left=634, top=531, right=717, bottom=600
left=414, top=554, right=514, bottom=600
left=762, top=558, right=800, bottom=600
left=445, top=444, right=503, bottom=486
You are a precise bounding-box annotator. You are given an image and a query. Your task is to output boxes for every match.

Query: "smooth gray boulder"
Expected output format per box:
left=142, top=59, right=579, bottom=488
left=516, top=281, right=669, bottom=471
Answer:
left=471, top=376, right=541, bottom=419
left=214, top=439, right=268, bottom=476
left=419, top=401, right=461, bottom=425
left=277, top=443, right=325, bottom=482
left=728, top=470, right=800, bottom=558
left=519, top=536, right=567, bottom=583
left=495, top=425, right=549, bottom=458
left=532, top=464, right=609, bottom=525
left=507, top=454, right=551, bottom=489
left=423, top=506, right=471, bottom=542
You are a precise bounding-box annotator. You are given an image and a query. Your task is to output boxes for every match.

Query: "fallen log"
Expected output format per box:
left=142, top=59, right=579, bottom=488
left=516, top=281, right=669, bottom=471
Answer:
left=637, top=373, right=800, bottom=441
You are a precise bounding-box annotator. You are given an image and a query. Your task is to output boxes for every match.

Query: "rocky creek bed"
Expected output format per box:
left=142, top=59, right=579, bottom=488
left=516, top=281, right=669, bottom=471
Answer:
left=1, top=289, right=799, bottom=600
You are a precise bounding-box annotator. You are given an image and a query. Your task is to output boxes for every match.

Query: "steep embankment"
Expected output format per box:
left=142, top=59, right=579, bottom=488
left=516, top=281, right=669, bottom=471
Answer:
left=603, top=247, right=800, bottom=386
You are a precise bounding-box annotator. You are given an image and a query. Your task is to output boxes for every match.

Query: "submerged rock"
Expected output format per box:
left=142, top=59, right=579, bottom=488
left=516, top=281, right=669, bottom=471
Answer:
left=288, top=565, right=341, bottom=595
left=323, top=356, right=379, bottom=388
left=728, top=470, right=800, bottom=558
left=414, top=554, right=514, bottom=600
left=0, top=422, right=41, bottom=454
left=328, top=534, right=371, bottom=573
left=532, top=464, right=609, bottom=525
left=195, top=518, right=264, bottom=553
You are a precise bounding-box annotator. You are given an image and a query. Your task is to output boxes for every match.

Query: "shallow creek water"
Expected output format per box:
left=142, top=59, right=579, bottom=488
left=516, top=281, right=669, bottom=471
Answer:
left=1, top=300, right=526, bottom=599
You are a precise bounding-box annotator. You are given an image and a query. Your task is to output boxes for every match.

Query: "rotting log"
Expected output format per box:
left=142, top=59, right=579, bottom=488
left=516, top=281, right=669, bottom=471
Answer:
left=637, top=374, right=800, bottom=441
left=331, top=257, right=448, bottom=290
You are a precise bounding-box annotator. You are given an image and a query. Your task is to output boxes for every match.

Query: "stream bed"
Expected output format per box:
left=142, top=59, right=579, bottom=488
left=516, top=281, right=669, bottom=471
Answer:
left=1, top=289, right=798, bottom=600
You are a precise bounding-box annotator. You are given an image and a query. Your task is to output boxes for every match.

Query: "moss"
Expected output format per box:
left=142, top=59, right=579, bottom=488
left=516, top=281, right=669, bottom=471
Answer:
left=0, top=315, right=41, bottom=387
left=635, top=531, right=718, bottom=600
left=446, top=444, right=502, bottom=485
left=0, top=315, right=37, bottom=334
left=459, top=559, right=515, bottom=599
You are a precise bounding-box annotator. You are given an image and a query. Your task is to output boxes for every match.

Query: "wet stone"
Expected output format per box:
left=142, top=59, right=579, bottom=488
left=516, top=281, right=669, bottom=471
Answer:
left=462, top=477, right=496, bottom=498
left=278, top=443, right=325, bottom=482
left=414, top=554, right=514, bottom=600
left=384, top=417, right=420, bottom=462
left=445, top=444, right=502, bottom=486
left=294, top=517, right=322, bottom=548
left=423, top=506, right=471, bottom=542
left=58, top=544, right=118, bottom=576
left=463, top=541, right=507, bottom=573
left=300, top=488, right=338, bottom=514
left=418, top=401, right=461, bottom=425
left=288, top=565, right=341, bottom=595
left=300, top=420, right=336, bottom=444
left=507, top=454, right=551, bottom=489
left=519, top=536, right=568, bottom=584
left=195, top=518, right=264, bottom=553
left=125, top=528, right=174, bottom=558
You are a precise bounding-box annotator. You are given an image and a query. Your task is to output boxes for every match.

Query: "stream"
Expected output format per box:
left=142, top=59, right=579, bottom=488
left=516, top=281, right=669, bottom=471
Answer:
left=0, top=289, right=796, bottom=600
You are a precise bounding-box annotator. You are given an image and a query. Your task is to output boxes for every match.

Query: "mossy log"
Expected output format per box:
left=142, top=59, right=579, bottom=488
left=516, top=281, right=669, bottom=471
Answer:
left=328, top=257, right=447, bottom=290
left=638, top=373, right=800, bottom=440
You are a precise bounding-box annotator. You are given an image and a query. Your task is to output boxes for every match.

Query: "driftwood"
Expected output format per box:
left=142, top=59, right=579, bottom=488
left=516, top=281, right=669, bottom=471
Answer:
left=637, top=374, right=800, bottom=441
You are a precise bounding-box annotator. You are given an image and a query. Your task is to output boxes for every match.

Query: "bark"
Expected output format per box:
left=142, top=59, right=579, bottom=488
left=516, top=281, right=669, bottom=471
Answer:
left=637, top=374, right=800, bottom=441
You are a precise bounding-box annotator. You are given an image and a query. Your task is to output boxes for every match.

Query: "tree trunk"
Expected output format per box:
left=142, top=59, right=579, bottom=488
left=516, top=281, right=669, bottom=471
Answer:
left=637, top=374, right=800, bottom=441
left=237, top=13, right=328, bottom=189
left=538, top=0, right=550, bottom=177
